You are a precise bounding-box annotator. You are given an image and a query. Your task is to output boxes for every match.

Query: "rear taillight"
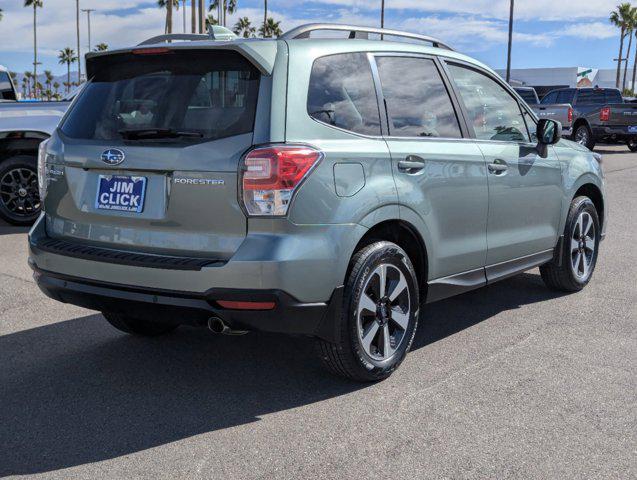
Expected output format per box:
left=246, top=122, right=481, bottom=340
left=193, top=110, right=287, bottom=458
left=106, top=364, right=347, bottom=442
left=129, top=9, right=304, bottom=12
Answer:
left=600, top=106, right=611, bottom=122
left=567, top=107, right=573, bottom=123
left=240, top=145, right=322, bottom=216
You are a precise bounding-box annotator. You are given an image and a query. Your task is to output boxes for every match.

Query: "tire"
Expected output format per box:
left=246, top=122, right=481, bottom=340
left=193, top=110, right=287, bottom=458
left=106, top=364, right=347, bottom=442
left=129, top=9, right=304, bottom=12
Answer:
left=103, top=312, right=178, bottom=337
left=627, top=138, right=637, bottom=152
left=573, top=124, right=596, bottom=151
left=0, top=155, right=41, bottom=226
left=315, top=241, right=420, bottom=382
left=540, top=196, right=600, bottom=292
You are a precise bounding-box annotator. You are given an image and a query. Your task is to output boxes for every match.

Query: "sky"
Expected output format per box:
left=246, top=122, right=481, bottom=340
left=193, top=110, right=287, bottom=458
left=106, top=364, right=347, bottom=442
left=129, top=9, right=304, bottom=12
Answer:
left=0, top=0, right=625, bottom=77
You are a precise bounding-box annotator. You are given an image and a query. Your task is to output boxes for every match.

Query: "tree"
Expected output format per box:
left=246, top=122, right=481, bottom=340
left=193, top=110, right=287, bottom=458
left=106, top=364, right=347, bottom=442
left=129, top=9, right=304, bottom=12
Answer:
left=233, top=17, right=255, bottom=38
left=21, top=78, right=28, bottom=99
left=24, top=71, right=33, bottom=98
left=206, top=13, right=219, bottom=28
left=94, top=43, right=109, bottom=51
left=58, top=48, right=77, bottom=94
left=24, top=0, right=43, bottom=98
left=53, top=81, right=60, bottom=96
left=623, top=7, right=637, bottom=91
left=610, top=3, right=635, bottom=88
left=0, top=8, right=3, bottom=22
left=263, top=0, right=267, bottom=39
left=209, top=0, right=237, bottom=27
left=44, top=70, right=54, bottom=100
left=259, top=17, right=281, bottom=38
left=158, top=0, right=180, bottom=34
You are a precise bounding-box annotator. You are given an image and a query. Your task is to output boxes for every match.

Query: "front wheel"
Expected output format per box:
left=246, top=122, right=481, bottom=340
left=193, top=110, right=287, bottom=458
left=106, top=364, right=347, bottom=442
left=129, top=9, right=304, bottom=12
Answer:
left=627, top=138, right=637, bottom=152
left=103, top=312, right=178, bottom=337
left=315, top=241, right=420, bottom=382
left=540, top=196, right=600, bottom=292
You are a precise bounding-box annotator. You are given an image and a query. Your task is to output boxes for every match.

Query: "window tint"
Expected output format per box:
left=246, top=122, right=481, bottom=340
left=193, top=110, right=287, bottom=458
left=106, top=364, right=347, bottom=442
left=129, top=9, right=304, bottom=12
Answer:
left=0, top=72, right=17, bottom=101
left=605, top=89, right=623, bottom=103
left=376, top=57, right=461, bottom=138
left=447, top=64, right=529, bottom=142
left=61, top=51, right=259, bottom=142
left=576, top=90, right=606, bottom=105
left=307, top=53, right=381, bottom=136
left=557, top=90, right=574, bottom=104
left=541, top=91, right=558, bottom=104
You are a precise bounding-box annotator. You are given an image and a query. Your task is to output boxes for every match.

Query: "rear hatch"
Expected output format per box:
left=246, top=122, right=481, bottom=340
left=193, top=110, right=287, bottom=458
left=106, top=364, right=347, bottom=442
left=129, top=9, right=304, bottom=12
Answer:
left=45, top=49, right=262, bottom=260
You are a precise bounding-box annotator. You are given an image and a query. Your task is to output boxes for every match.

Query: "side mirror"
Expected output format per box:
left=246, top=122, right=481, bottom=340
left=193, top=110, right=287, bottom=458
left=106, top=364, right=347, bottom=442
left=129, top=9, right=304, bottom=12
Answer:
left=536, top=119, right=562, bottom=158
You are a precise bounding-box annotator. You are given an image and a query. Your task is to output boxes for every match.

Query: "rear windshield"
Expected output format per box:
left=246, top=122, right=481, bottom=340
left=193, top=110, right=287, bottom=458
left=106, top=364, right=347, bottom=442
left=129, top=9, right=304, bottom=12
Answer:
left=516, top=89, right=538, bottom=105
left=61, top=50, right=260, bottom=142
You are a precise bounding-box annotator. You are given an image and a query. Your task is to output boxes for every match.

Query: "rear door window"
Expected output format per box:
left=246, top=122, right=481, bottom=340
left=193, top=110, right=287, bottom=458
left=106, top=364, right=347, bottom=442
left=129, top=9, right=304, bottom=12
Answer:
left=61, top=50, right=260, bottom=142
left=307, top=53, right=381, bottom=136
left=541, top=91, right=558, bottom=104
left=376, top=56, right=462, bottom=138
left=556, top=90, right=574, bottom=104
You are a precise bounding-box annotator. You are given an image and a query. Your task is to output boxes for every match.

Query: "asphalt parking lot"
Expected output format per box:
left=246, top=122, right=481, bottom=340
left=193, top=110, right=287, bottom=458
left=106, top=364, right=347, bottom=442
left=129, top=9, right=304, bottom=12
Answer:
left=0, top=146, right=635, bottom=479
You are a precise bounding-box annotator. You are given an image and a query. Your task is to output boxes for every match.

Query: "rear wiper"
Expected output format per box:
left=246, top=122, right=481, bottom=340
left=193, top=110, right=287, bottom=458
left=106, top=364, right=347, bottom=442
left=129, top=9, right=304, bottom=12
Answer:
left=118, top=128, right=203, bottom=140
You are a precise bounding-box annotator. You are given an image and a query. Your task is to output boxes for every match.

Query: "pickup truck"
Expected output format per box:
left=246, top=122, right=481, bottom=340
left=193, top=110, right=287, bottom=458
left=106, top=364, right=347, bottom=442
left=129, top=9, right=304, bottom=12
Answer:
left=540, top=87, right=637, bottom=151
left=514, top=86, right=573, bottom=137
left=0, top=65, right=74, bottom=225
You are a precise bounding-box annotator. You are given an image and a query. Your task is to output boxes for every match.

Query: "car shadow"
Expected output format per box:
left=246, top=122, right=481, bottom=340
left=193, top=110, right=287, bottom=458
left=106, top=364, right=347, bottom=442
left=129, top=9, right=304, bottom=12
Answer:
left=0, top=272, right=567, bottom=476
left=0, top=222, right=29, bottom=236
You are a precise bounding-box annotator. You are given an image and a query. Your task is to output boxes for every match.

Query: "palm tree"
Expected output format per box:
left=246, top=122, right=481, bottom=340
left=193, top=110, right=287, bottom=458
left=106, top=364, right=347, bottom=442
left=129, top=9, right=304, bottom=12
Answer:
left=233, top=17, right=255, bottom=38
left=24, top=0, right=43, bottom=98
left=623, top=9, right=637, bottom=91
left=21, top=78, right=28, bottom=99
left=263, top=0, right=267, bottom=38
left=94, top=43, right=109, bottom=51
left=209, top=0, right=237, bottom=27
left=259, top=17, right=281, bottom=38
left=158, top=0, right=180, bottom=34
left=206, top=13, right=219, bottom=28
left=24, top=71, right=33, bottom=98
left=58, top=48, right=77, bottom=94
left=44, top=70, right=54, bottom=99
left=610, top=3, right=634, bottom=88
left=53, top=81, right=60, bottom=96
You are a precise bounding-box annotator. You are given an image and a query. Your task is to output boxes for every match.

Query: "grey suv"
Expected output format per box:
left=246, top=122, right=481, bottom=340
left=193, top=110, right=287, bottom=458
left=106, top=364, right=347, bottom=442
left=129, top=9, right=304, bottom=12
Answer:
left=29, top=24, right=606, bottom=381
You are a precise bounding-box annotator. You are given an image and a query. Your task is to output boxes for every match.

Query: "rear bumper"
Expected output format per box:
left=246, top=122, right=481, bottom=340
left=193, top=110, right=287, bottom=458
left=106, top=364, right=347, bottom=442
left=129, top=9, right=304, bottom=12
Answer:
left=31, top=262, right=343, bottom=341
left=592, top=125, right=637, bottom=139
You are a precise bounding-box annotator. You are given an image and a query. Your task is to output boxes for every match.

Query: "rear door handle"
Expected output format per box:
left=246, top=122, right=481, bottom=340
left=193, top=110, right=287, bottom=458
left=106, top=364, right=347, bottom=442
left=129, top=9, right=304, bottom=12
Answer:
left=488, top=160, right=508, bottom=174
left=397, top=156, right=426, bottom=173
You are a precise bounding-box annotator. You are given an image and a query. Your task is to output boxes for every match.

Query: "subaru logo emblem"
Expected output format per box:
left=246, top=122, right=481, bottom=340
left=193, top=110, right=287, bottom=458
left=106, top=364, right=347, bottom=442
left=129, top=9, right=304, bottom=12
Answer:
left=101, top=148, right=125, bottom=165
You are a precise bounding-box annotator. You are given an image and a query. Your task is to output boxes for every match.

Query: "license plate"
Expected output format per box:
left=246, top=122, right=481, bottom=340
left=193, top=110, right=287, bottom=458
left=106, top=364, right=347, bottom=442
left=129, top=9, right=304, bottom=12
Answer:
left=96, top=175, right=147, bottom=213
left=629, top=126, right=637, bottom=133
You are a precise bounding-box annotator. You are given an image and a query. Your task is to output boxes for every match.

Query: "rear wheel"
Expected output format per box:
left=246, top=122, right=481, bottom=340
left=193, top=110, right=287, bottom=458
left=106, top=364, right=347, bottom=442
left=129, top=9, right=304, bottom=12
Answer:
left=315, top=241, right=420, bottom=382
left=103, top=312, right=178, bottom=336
left=540, top=196, right=600, bottom=292
left=627, top=138, right=637, bottom=152
left=573, top=124, right=595, bottom=151
left=0, top=156, right=41, bottom=226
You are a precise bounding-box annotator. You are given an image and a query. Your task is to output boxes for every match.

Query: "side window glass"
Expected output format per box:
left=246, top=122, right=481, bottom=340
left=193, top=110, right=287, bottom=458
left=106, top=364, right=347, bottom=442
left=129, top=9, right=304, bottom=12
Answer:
left=557, top=90, right=573, bottom=104
left=307, top=53, right=381, bottom=136
left=447, top=64, right=530, bottom=143
left=376, top=56, right=462, bottom=138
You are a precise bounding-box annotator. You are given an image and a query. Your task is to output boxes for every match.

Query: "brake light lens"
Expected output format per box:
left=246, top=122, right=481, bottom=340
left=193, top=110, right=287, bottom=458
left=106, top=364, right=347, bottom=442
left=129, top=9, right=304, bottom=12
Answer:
left=37, top=139, right=49, bottom=201
left=240, top=145, right=322, bottom=216
left=132, top=47, right=172, bottom=55
left=600, top=106, right=611, bottom=122
left=567, top=107, right=573, bottom=123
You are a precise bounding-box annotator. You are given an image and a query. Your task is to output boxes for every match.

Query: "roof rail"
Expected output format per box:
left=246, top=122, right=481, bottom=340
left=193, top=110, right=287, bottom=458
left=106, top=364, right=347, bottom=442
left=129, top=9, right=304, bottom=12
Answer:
left=281, top=23, right=454, bottom=51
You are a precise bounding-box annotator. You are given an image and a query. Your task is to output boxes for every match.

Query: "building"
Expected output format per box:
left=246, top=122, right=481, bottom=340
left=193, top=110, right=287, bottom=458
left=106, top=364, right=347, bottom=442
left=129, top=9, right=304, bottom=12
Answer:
left=495, top=67, right=627, bottom=97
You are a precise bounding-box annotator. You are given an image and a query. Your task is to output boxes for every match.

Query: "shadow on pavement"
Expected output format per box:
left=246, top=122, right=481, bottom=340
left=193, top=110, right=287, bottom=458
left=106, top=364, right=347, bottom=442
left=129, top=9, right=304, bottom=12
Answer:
left=0, top=272, right=566, bottom=476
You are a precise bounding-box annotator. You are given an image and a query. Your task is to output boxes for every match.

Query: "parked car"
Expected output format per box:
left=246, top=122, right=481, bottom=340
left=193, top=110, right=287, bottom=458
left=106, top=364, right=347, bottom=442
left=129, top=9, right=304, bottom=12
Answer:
left=541, top=87, right=637, bottom=150
left=0, top=69, right=78, bottom=225
left=514, top=86, right=573, bottom=137
left=30, top=24, right=606, bottom=381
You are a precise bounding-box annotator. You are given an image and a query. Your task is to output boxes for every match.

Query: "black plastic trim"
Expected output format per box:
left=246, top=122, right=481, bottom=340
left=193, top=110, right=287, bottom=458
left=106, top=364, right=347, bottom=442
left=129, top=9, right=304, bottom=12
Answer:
left=31, top=235, right=224, bottom=271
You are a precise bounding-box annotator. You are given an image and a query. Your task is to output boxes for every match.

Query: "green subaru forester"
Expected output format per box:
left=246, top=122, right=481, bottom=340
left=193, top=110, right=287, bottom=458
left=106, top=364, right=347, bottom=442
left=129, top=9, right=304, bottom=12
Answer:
left=29, top=24, right=606, bottom=381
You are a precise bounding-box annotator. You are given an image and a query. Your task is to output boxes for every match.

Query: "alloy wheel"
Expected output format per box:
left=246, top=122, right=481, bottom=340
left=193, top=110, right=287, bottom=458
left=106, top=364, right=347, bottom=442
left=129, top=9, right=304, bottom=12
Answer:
left=0, top=167, right=41, bottom=219
left=570, top=211, right=596, bottom=280
left=356, top=263, right=411, bottom=361
left=575, top=127, right=589, bottom=146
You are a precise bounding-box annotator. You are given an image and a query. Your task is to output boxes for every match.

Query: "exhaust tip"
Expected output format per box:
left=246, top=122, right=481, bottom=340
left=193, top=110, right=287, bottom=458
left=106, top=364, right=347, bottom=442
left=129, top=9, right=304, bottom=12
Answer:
left=207, top=317, right=249, bottom=336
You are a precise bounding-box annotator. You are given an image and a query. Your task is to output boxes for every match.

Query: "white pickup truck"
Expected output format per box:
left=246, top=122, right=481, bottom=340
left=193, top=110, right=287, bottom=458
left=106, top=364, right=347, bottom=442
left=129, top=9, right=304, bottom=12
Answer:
left=0, top=65, right=74, bottom=225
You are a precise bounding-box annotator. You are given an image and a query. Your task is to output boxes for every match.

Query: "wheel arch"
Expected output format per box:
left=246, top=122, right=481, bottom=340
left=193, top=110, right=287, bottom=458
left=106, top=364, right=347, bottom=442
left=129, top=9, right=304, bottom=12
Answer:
left=0, top=130, right=50, bottom=162
left=574, top=182, right=604, bottom=228
left=572, top=117, right=592, bottom=135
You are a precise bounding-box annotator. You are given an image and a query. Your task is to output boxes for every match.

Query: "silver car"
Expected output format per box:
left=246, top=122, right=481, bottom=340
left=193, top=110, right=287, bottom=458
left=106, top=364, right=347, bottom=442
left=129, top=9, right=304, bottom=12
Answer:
left=29, top=24, right=606, bottom=381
